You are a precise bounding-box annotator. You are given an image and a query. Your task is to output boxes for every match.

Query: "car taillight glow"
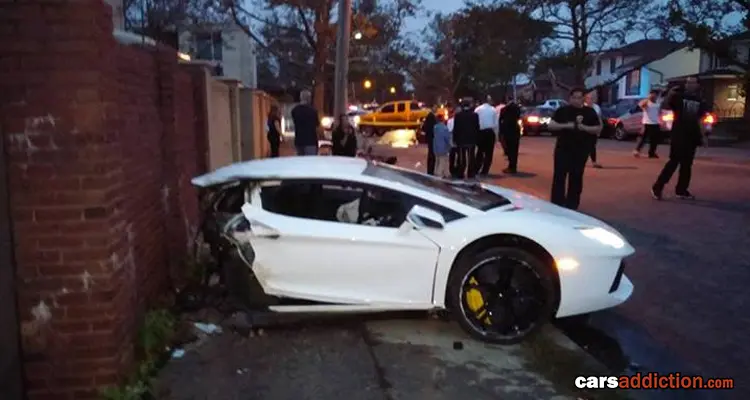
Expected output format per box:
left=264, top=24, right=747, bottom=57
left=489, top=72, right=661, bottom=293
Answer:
left=526, top=115, right=540, bottom=124
left=703, top=113, right=716, bottom=124
left=607, top=118, right=618, bottom=125
left=661, top=112, right=674, bottom=122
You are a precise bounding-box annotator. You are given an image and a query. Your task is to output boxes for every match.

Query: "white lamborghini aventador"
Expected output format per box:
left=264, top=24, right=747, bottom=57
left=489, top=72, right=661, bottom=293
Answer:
left=192, top=156, right=634, bottom=344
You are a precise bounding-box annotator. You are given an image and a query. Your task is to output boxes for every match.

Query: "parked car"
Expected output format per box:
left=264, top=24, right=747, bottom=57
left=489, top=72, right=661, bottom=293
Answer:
left=538, top=99, right=567, bottom=110
left=609, top=102, right=717, bottom=141
left=358, top=100, right=431, bottom=136
left=192, top=157, right=635, bottom=344
left=521, top=107, right=555, bottom=136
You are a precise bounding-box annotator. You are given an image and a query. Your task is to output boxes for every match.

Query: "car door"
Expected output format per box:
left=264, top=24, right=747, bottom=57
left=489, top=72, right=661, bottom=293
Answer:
left=622, top=105, right=643, bottom=133
left=375, top=103, right=396, bottom=123
left=242, top=179, right=440, bottom=307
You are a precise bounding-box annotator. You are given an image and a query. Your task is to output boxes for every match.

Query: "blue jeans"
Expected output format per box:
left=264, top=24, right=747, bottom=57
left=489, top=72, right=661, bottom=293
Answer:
left=296, top=145, right=318, bottom=156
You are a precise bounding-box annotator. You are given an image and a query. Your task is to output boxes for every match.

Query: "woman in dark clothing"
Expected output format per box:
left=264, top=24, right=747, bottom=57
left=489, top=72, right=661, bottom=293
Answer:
left=331, top=114, right=358, bottom=157
left=267, top=105, right=282, bottom=157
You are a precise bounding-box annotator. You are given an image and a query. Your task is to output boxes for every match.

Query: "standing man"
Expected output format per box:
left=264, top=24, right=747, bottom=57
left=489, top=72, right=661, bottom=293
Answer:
left=290, top=89, right=321, bottom=156
left=452, top=98, right=480, bottom=179
left=474, top=95, right=499, bottom=176
left=548, top=88, right=602, bottom=210
left=498, top=99, right=522, bottom=174
left=584, top=93, right=603, bottom=169
left=420, top=108, right=438, bottom=175
left=634, top=89, right=662, bottom=158
left=651, top=77, right=709, bottom=200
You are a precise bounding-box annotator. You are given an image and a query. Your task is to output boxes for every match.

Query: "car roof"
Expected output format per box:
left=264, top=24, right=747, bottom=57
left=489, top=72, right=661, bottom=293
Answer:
left=192, top=156, right=369, bottom=187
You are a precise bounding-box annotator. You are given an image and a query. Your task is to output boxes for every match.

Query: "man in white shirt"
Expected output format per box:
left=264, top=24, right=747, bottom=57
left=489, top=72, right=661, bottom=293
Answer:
left=474, top=95, right=499, bottom=176
left=634, top=89, right=662, bottom=158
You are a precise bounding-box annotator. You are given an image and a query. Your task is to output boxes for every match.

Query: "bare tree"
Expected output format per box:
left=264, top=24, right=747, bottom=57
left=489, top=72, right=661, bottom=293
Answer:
left=217, top=0, right=420, bottom=112
left=517, top=0, right=652, bottom=85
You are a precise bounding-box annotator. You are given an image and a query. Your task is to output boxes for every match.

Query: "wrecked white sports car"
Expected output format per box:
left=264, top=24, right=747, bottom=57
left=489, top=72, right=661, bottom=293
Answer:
left=191, top=156, right=634, bottom=344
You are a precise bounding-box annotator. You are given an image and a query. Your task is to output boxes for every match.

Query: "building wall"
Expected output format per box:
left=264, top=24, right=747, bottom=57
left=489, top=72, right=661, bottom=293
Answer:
left=0, top=1, right=219, bottom=398
left=179, top=25, right=258, bottom=88
left=647, top=47, right=701, bottom=81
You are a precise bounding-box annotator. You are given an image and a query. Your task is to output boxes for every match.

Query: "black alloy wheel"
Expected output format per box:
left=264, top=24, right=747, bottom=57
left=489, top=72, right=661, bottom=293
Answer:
left=449, top=247, right=556, bottom=344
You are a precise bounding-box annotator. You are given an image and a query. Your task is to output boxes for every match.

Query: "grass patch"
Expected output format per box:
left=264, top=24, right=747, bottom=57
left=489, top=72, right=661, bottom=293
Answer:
left=100, top=308, right=177, bottom=400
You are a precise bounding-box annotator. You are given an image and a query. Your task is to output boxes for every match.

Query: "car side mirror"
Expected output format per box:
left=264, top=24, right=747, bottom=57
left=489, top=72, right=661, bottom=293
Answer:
left=404, top=204, right=445, bottom=230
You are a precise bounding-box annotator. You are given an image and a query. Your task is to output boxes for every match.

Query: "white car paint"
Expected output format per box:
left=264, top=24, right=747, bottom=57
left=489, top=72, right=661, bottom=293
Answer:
left=192, top=157, right=634, bottom=318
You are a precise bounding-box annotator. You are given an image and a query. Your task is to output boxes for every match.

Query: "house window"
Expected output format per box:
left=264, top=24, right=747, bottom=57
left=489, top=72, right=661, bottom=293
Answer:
left=727, top=84, right=739, bottom=101
left=195, top=31, right=223, bottom=61
left=596, top=60, right=602, bottom=75
left=625, top=69, right=641, bottom=96
left=610, top=59, right=616, bottom=73
left=712, top=55, right=729, bottom=69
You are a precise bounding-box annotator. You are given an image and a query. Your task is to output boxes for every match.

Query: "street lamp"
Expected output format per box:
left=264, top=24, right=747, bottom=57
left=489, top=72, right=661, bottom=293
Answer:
left=389, top=86, right=396, bottom=94
left=334, top=0, right=353, bottom=118
left=354, top=31, right=363, bottom=40
left=364, top=79, right=372, bottom=89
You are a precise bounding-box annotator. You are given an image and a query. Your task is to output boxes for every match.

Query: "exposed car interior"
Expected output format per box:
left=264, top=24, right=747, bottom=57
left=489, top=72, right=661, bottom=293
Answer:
left=260, top=181, right=408, bottom=228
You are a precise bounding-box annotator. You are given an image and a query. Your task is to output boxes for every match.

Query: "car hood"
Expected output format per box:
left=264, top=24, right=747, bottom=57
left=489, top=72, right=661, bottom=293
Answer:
left=483, top=184, right=613, bottom=229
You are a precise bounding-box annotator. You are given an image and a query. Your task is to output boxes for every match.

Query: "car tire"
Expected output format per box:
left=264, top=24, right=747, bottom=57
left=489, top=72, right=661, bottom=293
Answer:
left=614, top=124, right=628, bottom=141
left=447, top=247, right=556, bottom=345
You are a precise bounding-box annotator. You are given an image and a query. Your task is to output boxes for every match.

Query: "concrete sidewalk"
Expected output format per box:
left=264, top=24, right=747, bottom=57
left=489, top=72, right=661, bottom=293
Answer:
left=155, top=314, right=624, bottom=400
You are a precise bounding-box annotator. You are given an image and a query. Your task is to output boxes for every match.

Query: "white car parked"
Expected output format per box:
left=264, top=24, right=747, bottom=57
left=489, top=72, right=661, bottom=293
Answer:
left=192, top=157, right=634, bottom=344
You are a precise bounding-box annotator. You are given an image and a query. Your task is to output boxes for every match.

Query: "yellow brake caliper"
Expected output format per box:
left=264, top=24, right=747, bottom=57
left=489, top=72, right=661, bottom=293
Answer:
left=465, top=277, right=492, bottom=325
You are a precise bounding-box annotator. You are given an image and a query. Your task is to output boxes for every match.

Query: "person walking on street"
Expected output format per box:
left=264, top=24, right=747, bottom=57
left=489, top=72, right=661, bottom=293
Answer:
left=432, top=117, right=453, bottom=178
left=331, top=114, right=358, bottom=157
left=474, top=95, right=499, bottom=176
left=452, top=99, right=480, bottom=179
left=651, top=77, right=710, bottom=200
left=585, top=93, right=603, bottom=169
left=290, top=89, right=321, bottom=156
left=447, top=108, right=459, bottom=177
left=420, top=109, right=438, bottom=175
left=266, top=105, right=282, bottom=157
left=548, top=88, right=602, bottom=210
left=498, top=99, right=522, bottom=174
left=634, top=89, right=663, bottom=158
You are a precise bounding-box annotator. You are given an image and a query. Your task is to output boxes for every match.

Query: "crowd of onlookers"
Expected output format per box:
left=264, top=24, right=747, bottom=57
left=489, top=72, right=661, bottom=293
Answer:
left=267, top=77, right=712, bottom=208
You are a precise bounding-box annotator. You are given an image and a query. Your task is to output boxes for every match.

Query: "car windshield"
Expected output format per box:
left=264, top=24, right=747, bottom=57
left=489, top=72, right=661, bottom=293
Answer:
left=362, top=164, right=511, bottom=210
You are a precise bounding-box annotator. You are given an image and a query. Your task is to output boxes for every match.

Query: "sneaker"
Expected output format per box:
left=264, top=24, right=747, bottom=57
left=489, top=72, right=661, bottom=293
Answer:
left=676, top=191, right=695, bottom=200
left=651, top=186, right=663, bottom=200
left=502, top=167, right=517, bottom=174
left=592, top=163, right=603, bottom=169
left=648, top=154, right=659, bottom=159
left=633, top=151, right=641, bottom=157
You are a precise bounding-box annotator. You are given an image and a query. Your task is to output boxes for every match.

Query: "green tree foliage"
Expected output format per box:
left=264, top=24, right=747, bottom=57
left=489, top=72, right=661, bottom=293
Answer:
left=414, top=4, right=551, bottom=100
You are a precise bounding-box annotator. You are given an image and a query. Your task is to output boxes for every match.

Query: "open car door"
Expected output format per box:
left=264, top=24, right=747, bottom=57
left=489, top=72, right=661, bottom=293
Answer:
left=240, top=182, right=440, bottom=309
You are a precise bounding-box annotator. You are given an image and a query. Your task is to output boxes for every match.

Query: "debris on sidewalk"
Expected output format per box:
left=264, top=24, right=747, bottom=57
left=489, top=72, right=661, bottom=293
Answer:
left=193, top=322, right=223, bottom=335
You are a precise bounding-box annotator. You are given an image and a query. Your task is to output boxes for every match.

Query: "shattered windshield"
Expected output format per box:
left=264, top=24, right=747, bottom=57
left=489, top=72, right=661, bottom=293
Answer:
left=363, top=164, right=511, bottom=210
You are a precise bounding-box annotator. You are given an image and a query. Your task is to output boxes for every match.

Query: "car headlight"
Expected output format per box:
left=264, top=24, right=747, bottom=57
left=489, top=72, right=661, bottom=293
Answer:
left=353, top=115, right=360, bottom=125
left=321, top=116, right=333, bottom=128
left=577, top=227, right=625, bottom=249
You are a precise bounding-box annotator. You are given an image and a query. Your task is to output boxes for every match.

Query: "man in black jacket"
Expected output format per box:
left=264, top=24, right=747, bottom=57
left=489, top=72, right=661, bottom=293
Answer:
left=499, top=99, right=522, bottom=173
left=452, top=98, right=480, bottom=179
left=652, top=77, right=710, bottom=200
left=420, top=110, right=438, bottom=175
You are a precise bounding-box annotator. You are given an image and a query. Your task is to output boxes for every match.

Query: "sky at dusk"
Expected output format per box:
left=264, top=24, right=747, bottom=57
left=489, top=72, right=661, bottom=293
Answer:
left=403, top=0, right=462, bottom=34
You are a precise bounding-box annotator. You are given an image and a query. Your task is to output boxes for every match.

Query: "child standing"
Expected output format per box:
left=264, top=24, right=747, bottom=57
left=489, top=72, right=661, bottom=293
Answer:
left=433, top=119, right=453, bottom=178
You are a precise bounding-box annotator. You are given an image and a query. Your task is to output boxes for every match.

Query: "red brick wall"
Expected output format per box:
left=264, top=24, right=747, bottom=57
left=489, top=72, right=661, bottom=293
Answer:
left=0, top=1, right=207, bottom=398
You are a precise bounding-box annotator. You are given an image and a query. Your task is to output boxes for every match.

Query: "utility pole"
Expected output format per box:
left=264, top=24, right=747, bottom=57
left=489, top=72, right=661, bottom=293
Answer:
left=334, top=0, right=353, bottom=118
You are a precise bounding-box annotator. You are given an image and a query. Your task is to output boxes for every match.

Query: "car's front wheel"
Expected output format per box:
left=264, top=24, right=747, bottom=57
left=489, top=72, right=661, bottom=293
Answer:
left=448, top=247, right=556, bottom=344
left=614, top=124, right=628, bottom=141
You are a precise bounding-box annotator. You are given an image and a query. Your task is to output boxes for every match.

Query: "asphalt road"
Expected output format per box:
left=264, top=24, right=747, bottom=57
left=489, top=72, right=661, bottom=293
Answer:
left=395, top=137, right=750, bottom=399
